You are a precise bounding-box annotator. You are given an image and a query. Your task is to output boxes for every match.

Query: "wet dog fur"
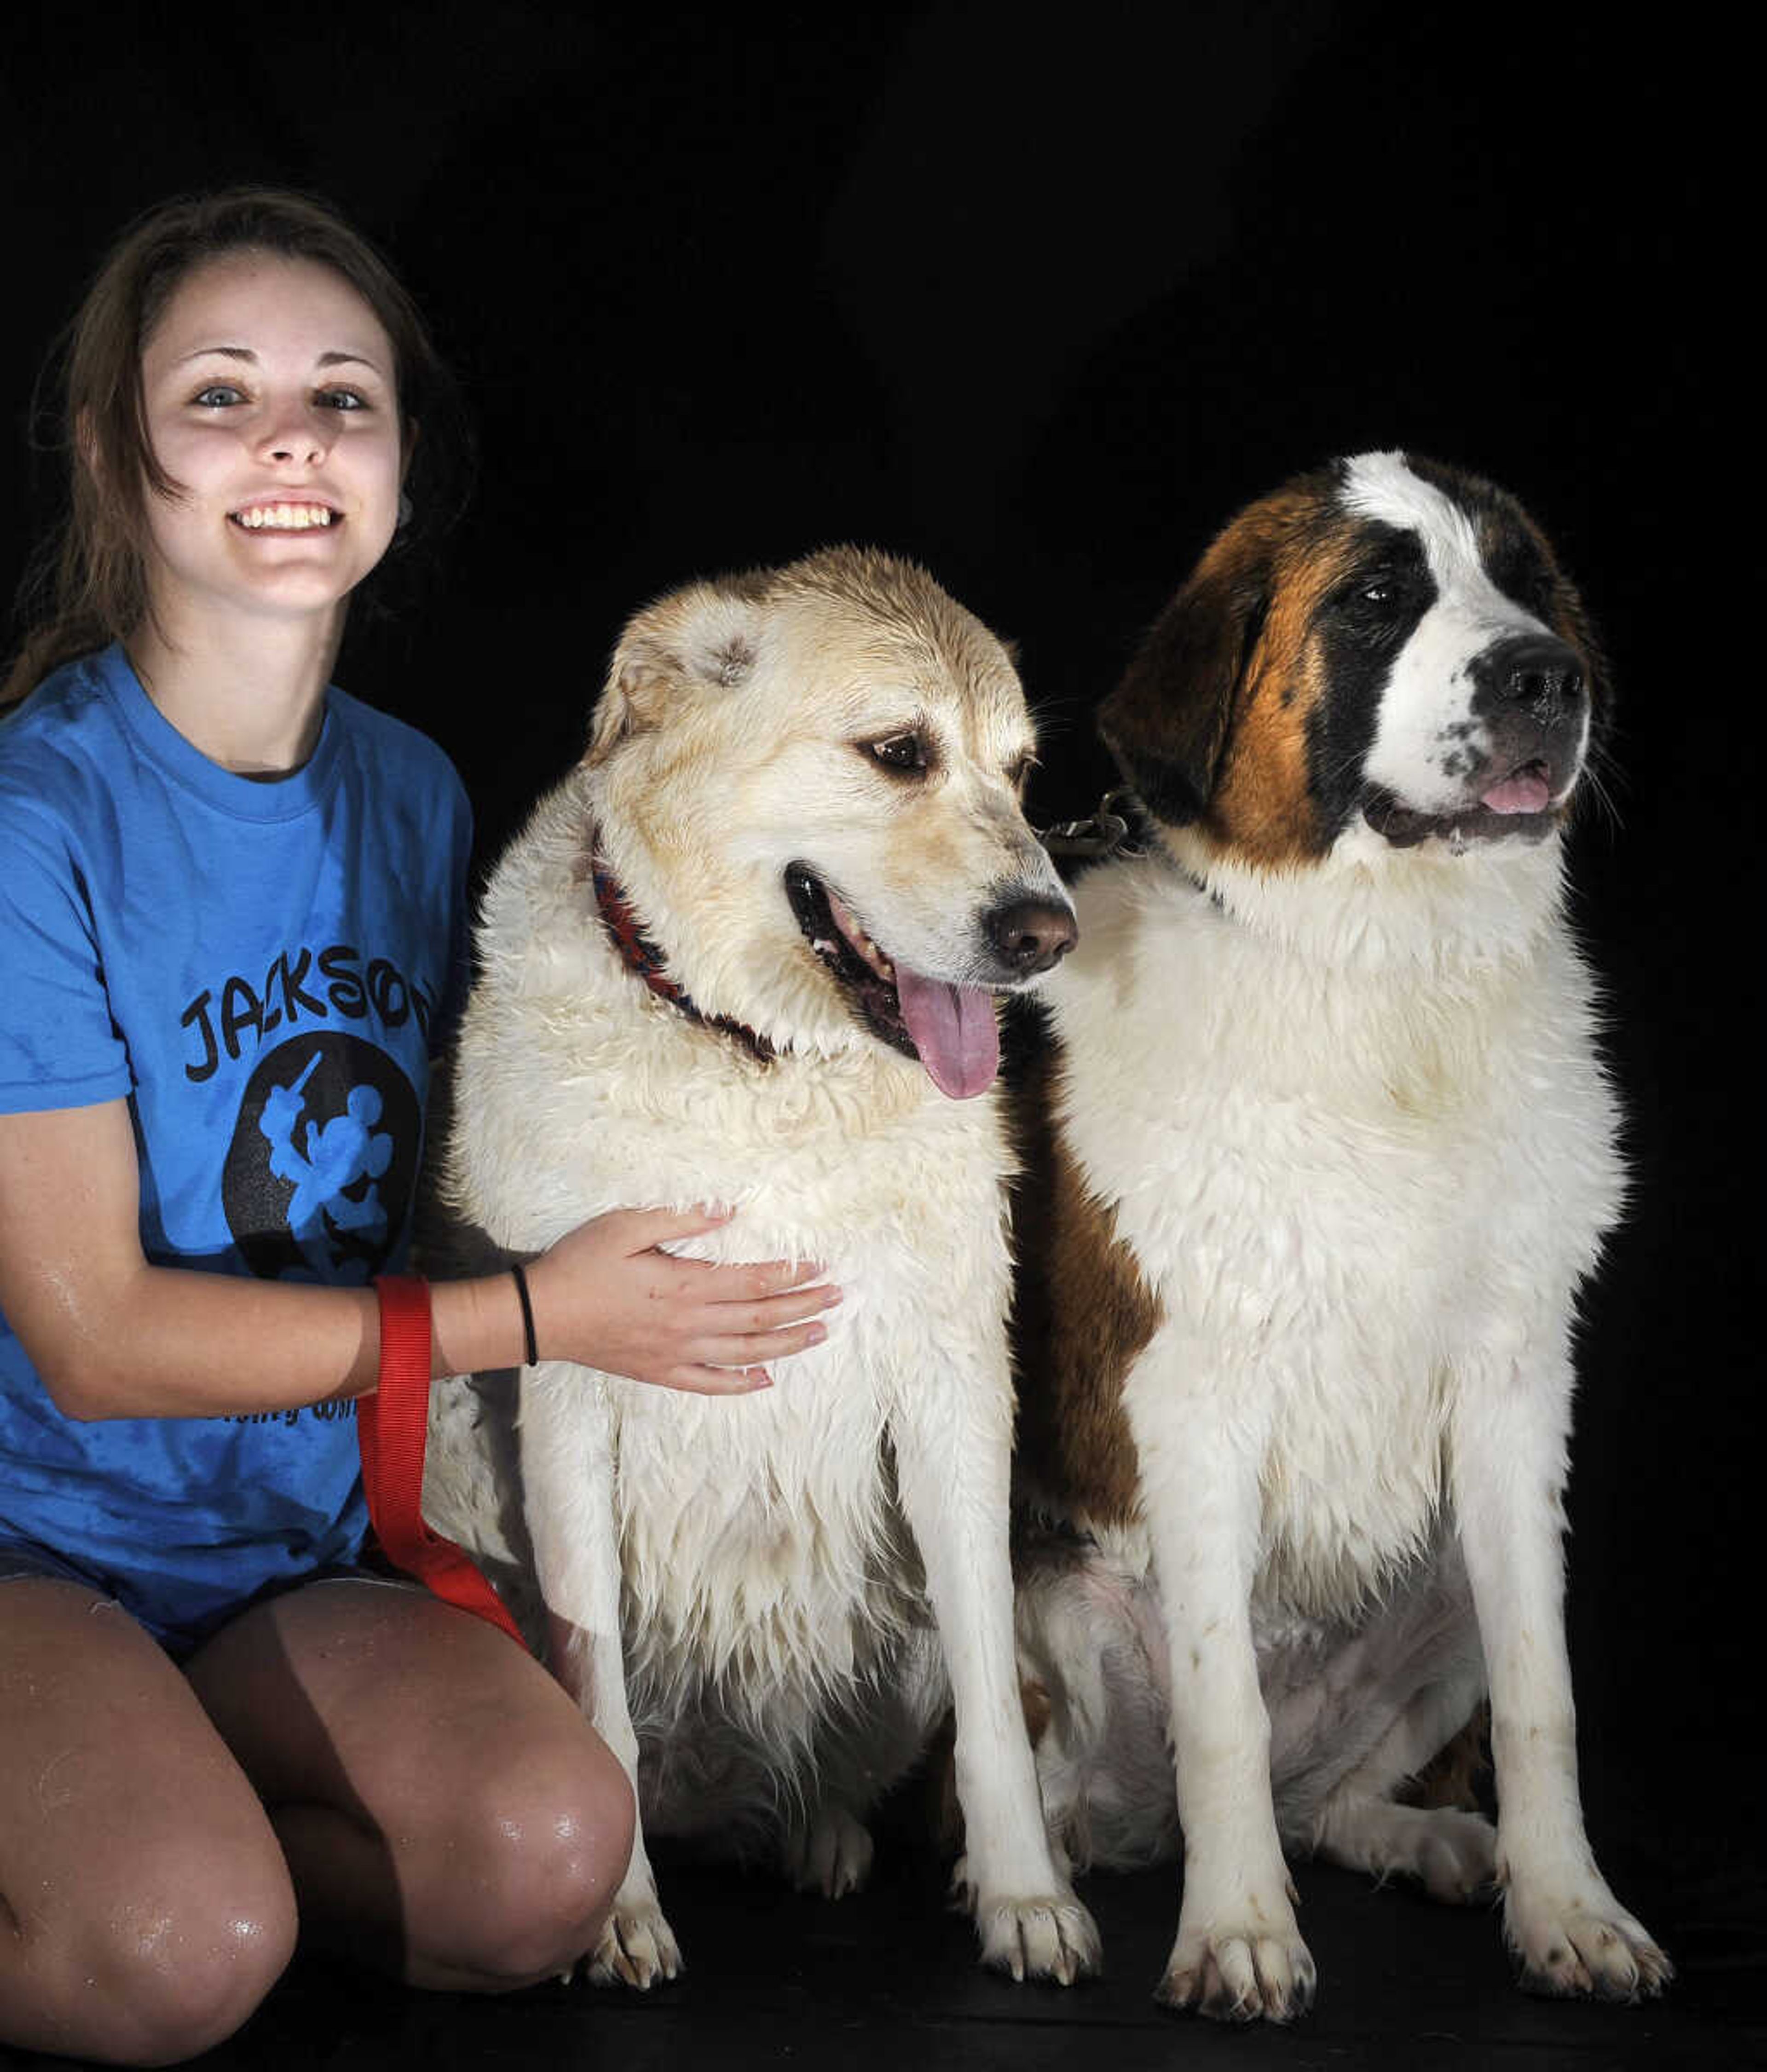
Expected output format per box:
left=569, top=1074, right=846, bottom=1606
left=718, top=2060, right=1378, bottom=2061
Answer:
left=1011, top=454, right=1669, bottom=2020
left=424, top=547, right=1099, bottom=1989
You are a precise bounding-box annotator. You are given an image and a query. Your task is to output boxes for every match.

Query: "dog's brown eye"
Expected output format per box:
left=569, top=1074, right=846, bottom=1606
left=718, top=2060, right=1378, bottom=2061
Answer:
left=866, top=733, right=929, bottom=774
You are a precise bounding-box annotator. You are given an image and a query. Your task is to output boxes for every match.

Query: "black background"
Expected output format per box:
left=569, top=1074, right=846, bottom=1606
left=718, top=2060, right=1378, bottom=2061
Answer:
left=0, top=0, right=1740, bottom=1803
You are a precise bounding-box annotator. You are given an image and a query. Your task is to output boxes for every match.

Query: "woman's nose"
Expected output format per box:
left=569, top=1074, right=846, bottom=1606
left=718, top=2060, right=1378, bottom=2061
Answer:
left=256, top=400, right=329, bottom=466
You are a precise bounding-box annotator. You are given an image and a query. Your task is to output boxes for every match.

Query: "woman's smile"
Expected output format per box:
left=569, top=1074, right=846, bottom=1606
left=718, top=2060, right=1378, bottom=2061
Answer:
left=139, top=252, right=402, bottom=626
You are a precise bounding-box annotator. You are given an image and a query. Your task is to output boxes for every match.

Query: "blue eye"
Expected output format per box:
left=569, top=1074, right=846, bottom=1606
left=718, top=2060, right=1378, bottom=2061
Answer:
left=315, top=388, right=367, bottom=412
left=192, top=384, right=244, bottom=408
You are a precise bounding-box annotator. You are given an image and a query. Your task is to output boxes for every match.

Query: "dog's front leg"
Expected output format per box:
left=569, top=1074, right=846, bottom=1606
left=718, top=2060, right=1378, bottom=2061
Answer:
left=519, top=1361, right=680, bottom=1990
left=889, top=1355, right=1100, bottom=1985
left=1451, top=1345, right=1669, bottom=2001
left=1126, top=1342, right=1316, bottom=2022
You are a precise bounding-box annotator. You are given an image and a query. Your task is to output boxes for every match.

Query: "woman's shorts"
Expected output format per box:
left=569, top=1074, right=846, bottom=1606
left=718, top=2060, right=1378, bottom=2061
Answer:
left=0, top=1539, right=422, bottom=1660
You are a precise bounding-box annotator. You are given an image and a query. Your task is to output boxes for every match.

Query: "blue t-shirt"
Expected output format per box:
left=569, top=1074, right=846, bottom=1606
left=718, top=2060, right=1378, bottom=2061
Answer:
left=0, top=643, right=472, bottom=1652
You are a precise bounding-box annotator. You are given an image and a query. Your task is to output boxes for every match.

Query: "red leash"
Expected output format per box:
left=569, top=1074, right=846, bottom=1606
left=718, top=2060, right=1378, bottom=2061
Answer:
left=358, top=1275, right=529, bottom=1651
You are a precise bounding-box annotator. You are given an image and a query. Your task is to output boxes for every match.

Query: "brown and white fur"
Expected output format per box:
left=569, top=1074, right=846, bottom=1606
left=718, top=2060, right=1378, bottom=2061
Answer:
left=1011, top=453, right=1669, bottom=2019
left=423, top=549, right=1098, bottom=1989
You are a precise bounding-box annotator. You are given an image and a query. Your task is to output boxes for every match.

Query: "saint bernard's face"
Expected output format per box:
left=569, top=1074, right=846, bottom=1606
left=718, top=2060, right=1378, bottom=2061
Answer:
left=1099, top=451, right=1605, bottom=869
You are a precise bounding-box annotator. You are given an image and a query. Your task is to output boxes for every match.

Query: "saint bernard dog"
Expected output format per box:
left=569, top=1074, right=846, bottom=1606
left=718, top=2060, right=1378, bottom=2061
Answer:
left=423, top=548, right=1098, bottom=1990
left=1011, top=453, right=1669, bottom=2019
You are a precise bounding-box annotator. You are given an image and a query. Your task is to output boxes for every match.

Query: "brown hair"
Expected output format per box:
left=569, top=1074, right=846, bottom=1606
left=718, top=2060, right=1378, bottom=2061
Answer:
left=4, top=187, right=470, bottom=705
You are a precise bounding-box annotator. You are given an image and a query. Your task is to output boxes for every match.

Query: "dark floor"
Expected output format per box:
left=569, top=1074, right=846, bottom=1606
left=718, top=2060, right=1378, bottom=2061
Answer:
left=4, top=1748, right=1758, bottom=2072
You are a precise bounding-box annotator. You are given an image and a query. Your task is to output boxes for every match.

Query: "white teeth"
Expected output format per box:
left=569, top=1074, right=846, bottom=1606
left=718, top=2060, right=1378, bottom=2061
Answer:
left=232, top=504, right=337, bottom=530
left=825, top=890, right=895, bottom=981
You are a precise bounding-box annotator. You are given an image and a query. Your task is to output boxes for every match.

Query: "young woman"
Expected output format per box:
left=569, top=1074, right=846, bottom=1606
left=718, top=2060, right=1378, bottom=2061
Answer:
left=0, top=190, right=839, bottom=2066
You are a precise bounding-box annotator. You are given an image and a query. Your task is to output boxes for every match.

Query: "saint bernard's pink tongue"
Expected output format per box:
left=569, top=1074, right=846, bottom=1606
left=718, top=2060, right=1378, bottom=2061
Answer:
left=895, top=964, right=1000, bottom=1100
left=1480, top=767, right=1553, bottom=815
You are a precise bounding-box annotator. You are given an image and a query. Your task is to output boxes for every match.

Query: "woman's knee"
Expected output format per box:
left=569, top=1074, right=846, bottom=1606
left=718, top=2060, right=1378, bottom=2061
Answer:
left=84, top=1915, right=295, bottom=2067
left=425, top=1739, right=637, bottom=1985
left=7, top=1843, right=297, bottom=2066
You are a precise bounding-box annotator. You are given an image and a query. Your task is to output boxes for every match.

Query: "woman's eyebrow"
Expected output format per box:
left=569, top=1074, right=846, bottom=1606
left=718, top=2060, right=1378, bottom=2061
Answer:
left=170, top=345, right=386, bottom=374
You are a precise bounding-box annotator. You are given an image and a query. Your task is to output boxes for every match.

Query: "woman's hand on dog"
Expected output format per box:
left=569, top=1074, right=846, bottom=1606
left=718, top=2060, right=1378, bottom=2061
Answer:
left=526, top=1206, right=840, bottom=1394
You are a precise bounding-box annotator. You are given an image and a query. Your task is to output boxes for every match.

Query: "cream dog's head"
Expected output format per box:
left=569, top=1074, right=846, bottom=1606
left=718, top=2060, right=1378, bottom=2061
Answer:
left=581, top=547, right=1075, bottom=1096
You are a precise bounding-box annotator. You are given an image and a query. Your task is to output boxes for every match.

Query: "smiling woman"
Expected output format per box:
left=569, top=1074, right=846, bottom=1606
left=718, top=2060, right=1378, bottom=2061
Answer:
left=0, top=190, right=841, bottom=2066
left=126, top=252, right=407, bottom=766
left=3, top=189, right=467, bottom=715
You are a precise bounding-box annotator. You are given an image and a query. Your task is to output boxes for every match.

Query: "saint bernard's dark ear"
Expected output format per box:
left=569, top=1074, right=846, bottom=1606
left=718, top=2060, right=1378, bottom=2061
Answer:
left=583, top=582, right=769, bottom=768
left=1097, top=541, right=1272, bottom=826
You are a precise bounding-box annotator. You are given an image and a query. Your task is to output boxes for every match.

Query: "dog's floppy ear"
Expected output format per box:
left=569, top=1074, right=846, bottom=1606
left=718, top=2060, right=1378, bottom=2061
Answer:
left=583, top=629, right=673, bottom=768
left=583, top=583, right=769, bottom=768
left=1097, top=539, right=1271, bottom=827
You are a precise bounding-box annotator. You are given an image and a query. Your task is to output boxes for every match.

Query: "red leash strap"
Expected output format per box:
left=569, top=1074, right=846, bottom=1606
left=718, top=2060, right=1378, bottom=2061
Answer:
left=358, top=1275, right=529, bottom=1651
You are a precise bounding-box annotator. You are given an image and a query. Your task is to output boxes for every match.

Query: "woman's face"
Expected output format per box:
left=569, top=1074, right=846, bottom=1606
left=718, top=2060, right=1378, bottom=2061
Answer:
left=135, top=252, right=404, bottom=636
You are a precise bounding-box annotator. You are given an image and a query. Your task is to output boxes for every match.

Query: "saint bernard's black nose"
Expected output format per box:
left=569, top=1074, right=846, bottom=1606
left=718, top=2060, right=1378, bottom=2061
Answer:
left=1470, top=632, right=1589, bottom=798
left=1473, top=633, right=1585, bottom=725
left=986, top=895, right=1079, bottom=975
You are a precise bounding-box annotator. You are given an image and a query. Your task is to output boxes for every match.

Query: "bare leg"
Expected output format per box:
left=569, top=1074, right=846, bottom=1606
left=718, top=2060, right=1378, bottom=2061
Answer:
left=185, top=1577, right=635, bottom=1991
left=0, top=1579, right=295, bottom=2066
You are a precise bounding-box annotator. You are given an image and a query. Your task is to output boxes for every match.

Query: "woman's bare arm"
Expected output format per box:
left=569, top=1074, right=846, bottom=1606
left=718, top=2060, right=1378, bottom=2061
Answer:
left=0, top=1101, right=839, bottom=1419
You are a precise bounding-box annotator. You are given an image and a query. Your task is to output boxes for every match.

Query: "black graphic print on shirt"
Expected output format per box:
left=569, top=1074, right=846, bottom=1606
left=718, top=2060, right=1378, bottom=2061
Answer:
left=222, top=1031, right=421, bottom=1285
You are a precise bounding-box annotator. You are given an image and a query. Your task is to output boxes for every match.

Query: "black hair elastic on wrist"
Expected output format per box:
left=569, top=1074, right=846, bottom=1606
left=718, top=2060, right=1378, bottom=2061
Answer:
left=511, top=1262, right=539, bottom=1367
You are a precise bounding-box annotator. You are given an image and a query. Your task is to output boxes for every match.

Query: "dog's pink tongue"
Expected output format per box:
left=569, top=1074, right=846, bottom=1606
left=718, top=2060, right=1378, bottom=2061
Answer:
left=895, top=965, right=1000, bottom=1100
left=1481, top=768, right=1553, bottom=814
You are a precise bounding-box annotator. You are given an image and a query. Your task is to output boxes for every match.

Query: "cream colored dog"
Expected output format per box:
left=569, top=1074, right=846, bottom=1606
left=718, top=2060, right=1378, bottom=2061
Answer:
left=425, top=548, right=1097, bottom=1989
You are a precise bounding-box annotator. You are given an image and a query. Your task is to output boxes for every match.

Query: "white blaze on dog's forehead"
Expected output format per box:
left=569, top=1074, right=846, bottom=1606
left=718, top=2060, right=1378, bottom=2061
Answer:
left=1341, top=452, right=1480, bottom=578
left=1342, top=453, right=1556, bottom=815
left=1340, top=452, right=1543, bottom=632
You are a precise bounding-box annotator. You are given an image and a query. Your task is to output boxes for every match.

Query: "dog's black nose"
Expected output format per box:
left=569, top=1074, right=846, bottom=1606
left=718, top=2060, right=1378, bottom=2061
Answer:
left=1467, top=633, right=1589, bottom=806
left=987, top=897, right=1078, bottom=975
left=1477, top=633, right=1585, bottom=723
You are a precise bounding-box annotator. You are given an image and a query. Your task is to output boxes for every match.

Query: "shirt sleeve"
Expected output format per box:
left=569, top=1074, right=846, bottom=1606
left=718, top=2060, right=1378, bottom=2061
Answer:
left=0, top=802, right=133, bottom=1115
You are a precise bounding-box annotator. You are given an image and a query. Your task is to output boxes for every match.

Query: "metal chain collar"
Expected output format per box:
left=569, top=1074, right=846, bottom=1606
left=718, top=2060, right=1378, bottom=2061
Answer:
left=1036, top=787, right=1141, bottom=860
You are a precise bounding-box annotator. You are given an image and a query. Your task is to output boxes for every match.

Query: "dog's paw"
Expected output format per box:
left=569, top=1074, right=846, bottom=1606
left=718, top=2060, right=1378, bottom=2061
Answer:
left=1157, top=1902, right=1317, bottom=2023
left=973, top=1892, right=1102, bottom=1986
left=1411, top=1808, right=1499, bottom=1904
left=584, top=1894, right=683, bottom=1991
left=1319, top=1796, right=1497, bottom=1905
left=783, top=1804, right=875, bottom=1899
left=952, top=1854, right=1099, bottom=1985
left=1504, top=1878, right=1672, bottom=2002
